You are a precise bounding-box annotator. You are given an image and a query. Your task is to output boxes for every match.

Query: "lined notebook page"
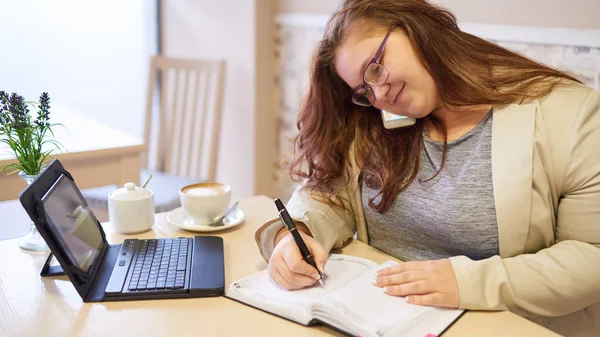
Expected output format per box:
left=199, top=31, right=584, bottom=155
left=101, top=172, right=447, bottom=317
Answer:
left=310, top=261, right=430, bottom=337
left=226, top=254, right=377, bottom=324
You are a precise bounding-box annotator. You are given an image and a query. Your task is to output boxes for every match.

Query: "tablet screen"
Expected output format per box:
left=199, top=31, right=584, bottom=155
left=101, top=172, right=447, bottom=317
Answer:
left=41, top=175, right=103, bottom=271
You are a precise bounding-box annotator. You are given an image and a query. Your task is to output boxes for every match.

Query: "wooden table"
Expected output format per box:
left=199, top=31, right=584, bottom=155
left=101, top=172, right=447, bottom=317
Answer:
left=0, top=196, right=560, bottom=337
left=0, top=104, right=145, bottom=201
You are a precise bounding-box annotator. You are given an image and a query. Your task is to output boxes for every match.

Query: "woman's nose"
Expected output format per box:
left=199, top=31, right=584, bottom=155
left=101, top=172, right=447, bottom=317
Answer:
left=371, top=84, right=390, bottom=103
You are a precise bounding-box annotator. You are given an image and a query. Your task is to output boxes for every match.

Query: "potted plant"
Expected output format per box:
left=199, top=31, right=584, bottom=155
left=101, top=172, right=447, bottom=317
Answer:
left=0, top=91, right=63, bottom=251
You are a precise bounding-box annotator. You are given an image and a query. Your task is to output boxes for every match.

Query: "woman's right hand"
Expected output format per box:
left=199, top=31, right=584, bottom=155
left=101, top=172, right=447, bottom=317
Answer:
left=268, top=227, right=328, bottom=290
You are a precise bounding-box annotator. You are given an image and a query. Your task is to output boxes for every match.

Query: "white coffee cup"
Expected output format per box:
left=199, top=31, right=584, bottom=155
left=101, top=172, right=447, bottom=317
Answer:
left=108, top=182, right=155, bottom=234
left=179, top=182, right=231, bottom=226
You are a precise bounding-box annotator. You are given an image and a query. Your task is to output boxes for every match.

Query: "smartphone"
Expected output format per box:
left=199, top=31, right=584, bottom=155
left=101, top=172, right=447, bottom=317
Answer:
left=381, top=110, right=416, bottom=129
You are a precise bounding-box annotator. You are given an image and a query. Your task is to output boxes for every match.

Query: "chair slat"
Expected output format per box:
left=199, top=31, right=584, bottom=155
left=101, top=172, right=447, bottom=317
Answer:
left=166, top=67, right=181, bottom=174
left=143, top=57, right=157, bottom=170
left=187, top=70, right=200, bottom=178
left=176, top=69, right=190, bottom=176
left=157, top=63, right=169, bottom=172
left=208, top=61, right=226, bottom=181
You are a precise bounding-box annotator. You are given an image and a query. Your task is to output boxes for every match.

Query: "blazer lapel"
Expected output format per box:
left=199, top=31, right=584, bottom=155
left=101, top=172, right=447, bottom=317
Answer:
left=492, top=103, right=536, bottom=257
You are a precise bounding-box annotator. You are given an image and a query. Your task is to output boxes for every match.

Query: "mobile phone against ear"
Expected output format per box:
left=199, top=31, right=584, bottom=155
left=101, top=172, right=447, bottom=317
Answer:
left=381, top=110, right=416, bottom=129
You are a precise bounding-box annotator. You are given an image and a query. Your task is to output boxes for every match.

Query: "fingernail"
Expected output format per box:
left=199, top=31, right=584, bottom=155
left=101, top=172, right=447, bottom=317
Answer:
left=312, top=273, right=320, bottom=280
left=383, top=286, right=389, bottom=293
left=405, top=296, right=411, bottom=303
left=372, top=279, right=378, bottom=286
left=318, top=263, right=325, bottom=273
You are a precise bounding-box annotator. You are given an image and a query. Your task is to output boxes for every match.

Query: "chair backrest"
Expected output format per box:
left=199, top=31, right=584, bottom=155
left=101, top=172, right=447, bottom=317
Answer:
left=144, top=55, right=226, bottom=181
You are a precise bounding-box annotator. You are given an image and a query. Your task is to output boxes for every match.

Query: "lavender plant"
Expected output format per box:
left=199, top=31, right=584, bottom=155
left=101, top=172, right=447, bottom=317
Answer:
left=0, top=91, right=63, bottom=176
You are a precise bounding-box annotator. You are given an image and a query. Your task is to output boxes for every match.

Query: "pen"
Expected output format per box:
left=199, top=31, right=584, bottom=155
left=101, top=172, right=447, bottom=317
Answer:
left=274, top=198, right=324, bottom=287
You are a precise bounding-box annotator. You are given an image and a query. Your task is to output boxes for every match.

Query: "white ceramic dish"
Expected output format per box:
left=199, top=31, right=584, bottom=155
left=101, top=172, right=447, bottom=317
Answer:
left=166, top=206, right=245, bottom=232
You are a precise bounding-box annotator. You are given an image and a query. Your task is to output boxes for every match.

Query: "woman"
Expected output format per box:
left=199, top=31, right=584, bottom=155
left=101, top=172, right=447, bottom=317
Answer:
left=255, top=0, right=600, bottom=335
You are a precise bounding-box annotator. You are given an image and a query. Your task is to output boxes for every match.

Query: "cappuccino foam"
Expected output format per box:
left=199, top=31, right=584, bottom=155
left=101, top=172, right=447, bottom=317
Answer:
left=183, top=186, right=227, bottom=196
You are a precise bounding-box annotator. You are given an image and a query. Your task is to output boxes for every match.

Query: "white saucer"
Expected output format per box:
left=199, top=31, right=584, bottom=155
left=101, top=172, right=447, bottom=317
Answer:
left=166, top=206, right=245, bottom=232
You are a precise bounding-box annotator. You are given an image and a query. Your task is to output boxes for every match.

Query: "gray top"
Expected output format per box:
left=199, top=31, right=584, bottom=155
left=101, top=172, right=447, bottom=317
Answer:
left=362, top=110, right=499, bottom=261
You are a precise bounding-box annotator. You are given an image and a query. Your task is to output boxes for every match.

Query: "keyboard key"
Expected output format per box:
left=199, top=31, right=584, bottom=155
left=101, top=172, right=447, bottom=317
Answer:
left=177, top=258, right=186, bottom=271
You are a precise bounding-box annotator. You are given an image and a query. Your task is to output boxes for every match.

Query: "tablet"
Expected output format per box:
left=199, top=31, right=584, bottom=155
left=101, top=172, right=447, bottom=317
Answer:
left=41, top=174, right=103, bottom=271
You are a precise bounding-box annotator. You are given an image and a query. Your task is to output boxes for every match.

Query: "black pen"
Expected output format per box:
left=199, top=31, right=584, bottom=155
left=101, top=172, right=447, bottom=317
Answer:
left=274, top=198, right=324, bottom=287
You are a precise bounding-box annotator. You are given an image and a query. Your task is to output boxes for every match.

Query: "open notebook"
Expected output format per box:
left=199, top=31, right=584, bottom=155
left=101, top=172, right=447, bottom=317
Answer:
left=226, top=254, right=464, bottom=337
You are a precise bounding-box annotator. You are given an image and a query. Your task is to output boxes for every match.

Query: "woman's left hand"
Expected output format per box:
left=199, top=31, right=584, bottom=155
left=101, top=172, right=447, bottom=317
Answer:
left=373, top=259, right=460, bottom=308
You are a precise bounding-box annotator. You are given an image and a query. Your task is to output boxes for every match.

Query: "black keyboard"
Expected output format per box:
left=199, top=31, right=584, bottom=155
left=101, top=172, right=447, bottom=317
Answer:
left=128, top=238, right=191, bottom=291
left=105, top=237, right=192, bottom=295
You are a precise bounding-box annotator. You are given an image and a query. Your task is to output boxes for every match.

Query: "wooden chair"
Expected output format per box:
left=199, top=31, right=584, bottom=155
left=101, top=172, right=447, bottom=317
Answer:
left=82, top=56, right=226, bottom=215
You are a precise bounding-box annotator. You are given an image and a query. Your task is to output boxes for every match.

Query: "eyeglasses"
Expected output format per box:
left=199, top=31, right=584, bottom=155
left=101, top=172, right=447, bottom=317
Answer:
left=351, top=30, right=391, bottom=107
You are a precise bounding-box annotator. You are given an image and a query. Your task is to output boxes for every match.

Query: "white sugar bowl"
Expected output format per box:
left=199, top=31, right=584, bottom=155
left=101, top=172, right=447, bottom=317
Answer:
left=108, top=182, right=154, bottom=234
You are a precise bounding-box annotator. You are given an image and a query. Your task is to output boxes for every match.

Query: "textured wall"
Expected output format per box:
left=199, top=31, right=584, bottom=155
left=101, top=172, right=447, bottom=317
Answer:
left=276, top=0, right=600, bottom=30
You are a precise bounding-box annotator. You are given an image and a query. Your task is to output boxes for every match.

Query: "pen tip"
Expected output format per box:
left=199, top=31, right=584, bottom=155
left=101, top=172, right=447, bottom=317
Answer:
left=319, top=279, right=324, bottom=288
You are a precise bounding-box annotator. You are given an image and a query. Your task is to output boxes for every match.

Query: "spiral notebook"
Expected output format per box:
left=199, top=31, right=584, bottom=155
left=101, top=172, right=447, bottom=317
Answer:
left=226, top=254, right=464, bottom=337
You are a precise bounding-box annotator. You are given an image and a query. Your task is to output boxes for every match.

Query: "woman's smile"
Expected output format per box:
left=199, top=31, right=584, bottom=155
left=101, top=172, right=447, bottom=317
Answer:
left=390, top=82, right=405, bottom=105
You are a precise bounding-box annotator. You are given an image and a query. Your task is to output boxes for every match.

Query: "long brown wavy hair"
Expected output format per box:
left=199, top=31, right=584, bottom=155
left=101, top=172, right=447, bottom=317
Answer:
left=289, top=0, right=581, bottom=213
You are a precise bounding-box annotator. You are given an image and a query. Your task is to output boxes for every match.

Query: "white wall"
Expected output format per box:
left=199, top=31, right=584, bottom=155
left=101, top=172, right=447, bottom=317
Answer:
left=0, top=0, right=157, bottom=138
left=161, top=0, right=276, bottom=201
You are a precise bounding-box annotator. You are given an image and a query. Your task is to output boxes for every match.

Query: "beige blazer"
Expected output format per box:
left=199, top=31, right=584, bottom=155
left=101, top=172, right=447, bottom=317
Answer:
left=256, top=83, right=600, bottom=336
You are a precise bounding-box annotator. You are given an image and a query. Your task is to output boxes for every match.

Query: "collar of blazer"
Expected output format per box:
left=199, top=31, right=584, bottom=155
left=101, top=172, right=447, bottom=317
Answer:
left=491, top=102, right=536, bottom=257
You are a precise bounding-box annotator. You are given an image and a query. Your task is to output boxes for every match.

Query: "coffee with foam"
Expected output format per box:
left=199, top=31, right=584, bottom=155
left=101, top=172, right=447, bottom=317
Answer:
left=183, top=185, right=228, bottom=196
left=179, top=182, right=231, bottom=226
left=182, top=182, right=229, bottom=195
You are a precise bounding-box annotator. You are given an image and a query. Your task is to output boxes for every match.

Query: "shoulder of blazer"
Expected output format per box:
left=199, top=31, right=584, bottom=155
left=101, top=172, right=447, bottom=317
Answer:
left=534, top=82, right=594, bottom=148
left=533, top=81, right=596, bottom=196
left=534, top=81, right=597, bottom=150
left=537, top=81, right=595, bottom=118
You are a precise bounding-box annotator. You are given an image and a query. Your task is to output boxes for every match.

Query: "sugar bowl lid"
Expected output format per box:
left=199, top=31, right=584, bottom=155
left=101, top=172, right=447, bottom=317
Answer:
left=109, top=182, right=152, bottom=201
